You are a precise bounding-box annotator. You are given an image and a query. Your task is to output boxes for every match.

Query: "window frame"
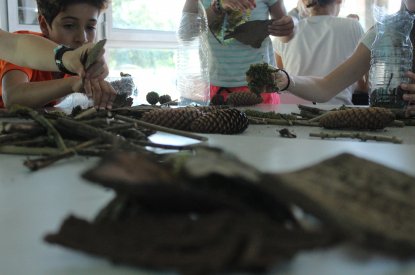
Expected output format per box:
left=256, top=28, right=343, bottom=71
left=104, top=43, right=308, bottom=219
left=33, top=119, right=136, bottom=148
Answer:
left=103, top=4, right=179, bottom=50
left=7, top=0, right=40, bottom=32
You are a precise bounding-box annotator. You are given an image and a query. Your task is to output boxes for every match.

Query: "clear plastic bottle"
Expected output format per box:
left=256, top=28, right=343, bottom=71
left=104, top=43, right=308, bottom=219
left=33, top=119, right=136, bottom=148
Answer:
left=176, top=0, right=210, bottom=106
left=369, top=10, right=415, bottom=109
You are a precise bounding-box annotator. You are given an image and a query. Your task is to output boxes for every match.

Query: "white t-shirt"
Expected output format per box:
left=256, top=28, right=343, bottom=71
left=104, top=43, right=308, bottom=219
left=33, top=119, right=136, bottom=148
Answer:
left=274, top=16, right=365, bottom=105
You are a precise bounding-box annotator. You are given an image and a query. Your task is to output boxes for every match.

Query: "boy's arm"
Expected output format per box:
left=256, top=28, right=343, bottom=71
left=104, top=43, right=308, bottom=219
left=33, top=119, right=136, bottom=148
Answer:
left=0, top=30, right=107, bottom=79
left=2, top=70, right=115, bottom=110
left=268, top=0, right=295, bottom=43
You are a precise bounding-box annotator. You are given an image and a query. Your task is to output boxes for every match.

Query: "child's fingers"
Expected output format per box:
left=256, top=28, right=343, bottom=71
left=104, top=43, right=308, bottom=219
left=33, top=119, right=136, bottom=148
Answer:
left=83, top=79, right=93, bottom=98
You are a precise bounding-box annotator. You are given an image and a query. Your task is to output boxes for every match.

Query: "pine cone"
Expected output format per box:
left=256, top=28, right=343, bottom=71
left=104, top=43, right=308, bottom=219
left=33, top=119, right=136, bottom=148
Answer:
left=159, top=94, right=172, bottom=104
left=141, top=108, right=203, bottom=130
left=110, top=77, right=135, bottom=96
left=319, top=107, right=395, bottom=130
left=146, top=91, right=159, bottom=105
left=190, top=108, right=249, bottom=134
left=227, top=92, right=263, bottom=106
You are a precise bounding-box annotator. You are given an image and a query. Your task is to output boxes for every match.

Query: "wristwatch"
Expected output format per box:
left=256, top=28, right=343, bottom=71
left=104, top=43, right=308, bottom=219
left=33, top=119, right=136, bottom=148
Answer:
left=54, top=45, right=77, bottom=75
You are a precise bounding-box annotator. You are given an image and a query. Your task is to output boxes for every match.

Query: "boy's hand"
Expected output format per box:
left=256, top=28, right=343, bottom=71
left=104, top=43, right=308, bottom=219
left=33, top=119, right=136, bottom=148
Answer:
left=268, top=16, right=294, bottom=37
left=84, top=79, right=117, bottom=110
left=221, top=0, right=256, bottom=12
left=400, top=71, right=415, bottom=116
left=62, top=43, right=108, bottom=80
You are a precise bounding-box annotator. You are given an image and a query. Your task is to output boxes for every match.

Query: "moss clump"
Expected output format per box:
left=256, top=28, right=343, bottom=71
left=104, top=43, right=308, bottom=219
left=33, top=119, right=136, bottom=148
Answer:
left=246, top=63, right=279, bottom=95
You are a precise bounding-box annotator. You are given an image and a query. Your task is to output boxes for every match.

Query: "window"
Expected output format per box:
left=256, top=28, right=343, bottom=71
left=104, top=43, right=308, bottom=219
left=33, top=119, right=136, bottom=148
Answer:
left=106, top=0, right=186, bottom=104
left=3, top=0, right=405, bottom=105
left=8, top=0, right=40, bottom=32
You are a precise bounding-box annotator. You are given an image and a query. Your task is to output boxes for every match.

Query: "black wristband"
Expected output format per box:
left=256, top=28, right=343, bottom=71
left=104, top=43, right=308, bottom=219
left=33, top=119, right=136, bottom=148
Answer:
left=54, top=45, right=77, bottom=76
left=278, top=69, right=290, bottom=92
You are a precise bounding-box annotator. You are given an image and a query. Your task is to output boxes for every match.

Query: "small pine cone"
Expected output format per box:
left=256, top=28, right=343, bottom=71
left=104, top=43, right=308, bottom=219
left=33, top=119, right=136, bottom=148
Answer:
left=227, top=92, right=263, bottom=106
left=110, top=77, right=135, bottom=96
left=146, top=91, right=159, bottom=105
left=190, top=108, right=249, bottom=134
left=319, top=107, right=395, bottom=130
left=159, top=94, right=172, bottom=104
left=141, top=108, right=203, bottom=130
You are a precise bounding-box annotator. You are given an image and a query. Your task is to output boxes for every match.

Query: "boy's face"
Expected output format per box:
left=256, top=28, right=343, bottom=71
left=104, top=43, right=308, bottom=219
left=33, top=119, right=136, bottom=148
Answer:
left=39, top=3, right=100, bottom=49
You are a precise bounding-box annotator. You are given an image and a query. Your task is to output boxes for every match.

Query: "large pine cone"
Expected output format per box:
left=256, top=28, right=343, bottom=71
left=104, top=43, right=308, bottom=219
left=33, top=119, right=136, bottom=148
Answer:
left=319, top=107, right=395, bottom=130
left=227, top=92, right=263, bottom=106
left=190, top=109, right=249, bottom=134
left=142, top=108, right=203, bottom=130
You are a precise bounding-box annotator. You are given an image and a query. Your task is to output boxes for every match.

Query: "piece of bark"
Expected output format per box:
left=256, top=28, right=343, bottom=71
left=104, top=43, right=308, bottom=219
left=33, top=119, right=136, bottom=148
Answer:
left=224, top=20, right=271, bottom=48
left=45, top=212, right=337, bottom=275
left=264, top=153, right=415, bottom=257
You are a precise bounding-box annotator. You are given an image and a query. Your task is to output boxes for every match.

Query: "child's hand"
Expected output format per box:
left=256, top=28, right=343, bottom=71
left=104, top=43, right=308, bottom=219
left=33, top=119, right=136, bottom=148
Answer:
left=62, top=43, right=108, bottom=80
left=84, top=79, right=117, bottom=110
left=400, top=71, right=415, bottom=116
left=268, top=16, right=294, bottom=37
left=222, top=0, right=256, bottom=12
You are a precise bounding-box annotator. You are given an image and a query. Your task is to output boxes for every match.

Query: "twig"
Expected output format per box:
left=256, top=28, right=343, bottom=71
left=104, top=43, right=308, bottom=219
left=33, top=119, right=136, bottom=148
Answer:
left=247, top=116, right=319, bottom=127
left=0, top=145, right=61, bottom=155
left=10, top=105, right=67, bottom=151
left=55, top=118, right=147, bottom=152
left=74, top=107, right=97, bottom=120
left=24, top=138, right=100, bottom=171
left=309, top=132, right=403, bottom=144
left=115, top=115, right=208, bottom=142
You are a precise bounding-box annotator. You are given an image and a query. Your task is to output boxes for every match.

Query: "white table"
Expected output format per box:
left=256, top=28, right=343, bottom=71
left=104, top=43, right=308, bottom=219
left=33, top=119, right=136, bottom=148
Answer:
left=1, top=104, right=415, bottom=275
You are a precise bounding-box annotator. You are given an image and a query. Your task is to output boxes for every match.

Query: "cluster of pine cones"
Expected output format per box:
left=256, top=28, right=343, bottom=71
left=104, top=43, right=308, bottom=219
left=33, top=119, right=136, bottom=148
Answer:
left=141, top=107, right=249, bottom=134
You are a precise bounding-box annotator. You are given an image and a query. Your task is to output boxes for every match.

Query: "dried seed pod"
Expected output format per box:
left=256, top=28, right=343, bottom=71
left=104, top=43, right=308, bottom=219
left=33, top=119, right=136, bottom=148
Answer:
left=159, top=94, right=172, bottom=104
left=227, top=92, right=263, bottom=106
left=146, top=91, right=159, bottom=105
left=190, top=108, right=249, bottom=134
left=141, top=108, right=203, bottom=130
left=319, top=107, right=395, bottom=130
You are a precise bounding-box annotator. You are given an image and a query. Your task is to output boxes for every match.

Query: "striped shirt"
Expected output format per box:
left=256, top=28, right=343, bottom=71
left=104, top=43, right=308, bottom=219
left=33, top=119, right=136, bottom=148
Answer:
left=202, top=0, right=278, bottom=87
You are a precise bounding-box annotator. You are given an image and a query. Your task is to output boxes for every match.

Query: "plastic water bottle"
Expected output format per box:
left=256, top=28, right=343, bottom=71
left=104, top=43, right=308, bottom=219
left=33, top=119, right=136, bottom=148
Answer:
left=369, top=10, right=415, bottom=109
left=176, top=0, right=210, bottom=106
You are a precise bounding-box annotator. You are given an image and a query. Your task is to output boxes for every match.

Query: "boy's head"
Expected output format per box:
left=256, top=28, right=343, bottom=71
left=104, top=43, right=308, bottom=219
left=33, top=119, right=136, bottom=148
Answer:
left=36, top=0, right=109, bottom=49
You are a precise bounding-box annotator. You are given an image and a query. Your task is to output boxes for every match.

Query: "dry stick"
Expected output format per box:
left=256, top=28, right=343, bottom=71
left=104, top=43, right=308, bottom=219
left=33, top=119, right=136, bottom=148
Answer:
left=0, top=132, right=41, bottom=144
left=10, top=105, right=67, bottom=151
left=55, top=117, right=147, bottom=152
left=297, top=104, right=329, bottom=115
left=24, top=138, right=100, bottom=171
left=309, top=132, right=403, bottom=144
left=0, top=145, right=61, bottom=155
left=74, top=107, right=97, bottom=120
left=0, top=121, right=42, bottom=134
left=114, top=114, right=208, bottom=142
left=247, top=116, right=320, bottom=127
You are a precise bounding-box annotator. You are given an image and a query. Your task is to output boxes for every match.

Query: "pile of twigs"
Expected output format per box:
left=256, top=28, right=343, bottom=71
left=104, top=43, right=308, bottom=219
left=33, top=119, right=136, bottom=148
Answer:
left=0, top=105, right=206, bottom=171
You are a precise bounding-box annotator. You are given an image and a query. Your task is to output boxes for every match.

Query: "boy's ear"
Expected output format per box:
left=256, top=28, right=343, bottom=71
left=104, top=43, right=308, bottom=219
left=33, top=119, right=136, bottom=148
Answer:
left=38, top=15, right=50, bottom=37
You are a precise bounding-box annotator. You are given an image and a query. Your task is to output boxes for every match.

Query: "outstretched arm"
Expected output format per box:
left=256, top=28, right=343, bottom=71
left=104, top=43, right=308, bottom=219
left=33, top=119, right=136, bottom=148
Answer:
left=280, top=43, right=371, bottom=102
left=0, top=30, right=107, bottom=80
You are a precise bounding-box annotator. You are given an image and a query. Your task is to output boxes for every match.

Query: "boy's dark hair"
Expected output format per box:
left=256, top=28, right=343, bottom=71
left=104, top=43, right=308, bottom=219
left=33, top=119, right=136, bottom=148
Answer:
left=36, top=0, right=110, bottom=26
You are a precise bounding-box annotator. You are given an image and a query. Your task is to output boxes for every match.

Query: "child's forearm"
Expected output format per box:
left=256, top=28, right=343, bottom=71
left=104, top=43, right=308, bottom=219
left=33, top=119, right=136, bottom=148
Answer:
left=3, top=77, right=80, bottom=109
left=2, top=31, right=60, bottom=71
